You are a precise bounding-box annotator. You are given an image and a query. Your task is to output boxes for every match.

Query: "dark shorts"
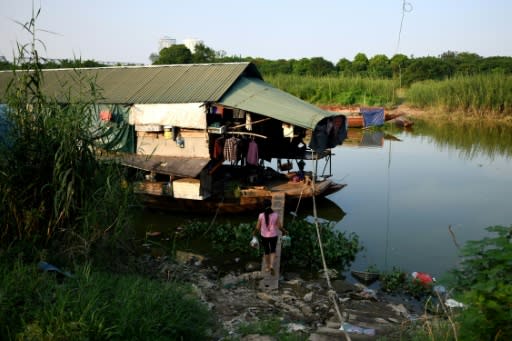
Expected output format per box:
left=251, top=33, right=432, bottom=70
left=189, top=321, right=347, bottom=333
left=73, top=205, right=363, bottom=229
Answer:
left=260, top=236, right=278, bottom=255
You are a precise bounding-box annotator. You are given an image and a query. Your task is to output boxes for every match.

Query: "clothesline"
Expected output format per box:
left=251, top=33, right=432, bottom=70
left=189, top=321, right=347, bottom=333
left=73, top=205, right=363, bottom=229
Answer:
left=225, top=131, right=268, bottom=139
left=230, top=117, right=272, bottom=129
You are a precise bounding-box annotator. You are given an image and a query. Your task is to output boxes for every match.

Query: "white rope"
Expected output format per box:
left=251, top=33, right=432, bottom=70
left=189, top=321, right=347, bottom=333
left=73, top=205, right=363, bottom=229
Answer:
left=311, top=156, right=351, bottom=341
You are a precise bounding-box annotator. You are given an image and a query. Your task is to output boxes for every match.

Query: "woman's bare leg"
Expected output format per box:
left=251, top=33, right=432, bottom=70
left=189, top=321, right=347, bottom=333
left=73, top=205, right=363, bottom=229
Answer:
left=264, top=254, right=271, bottom=271
left=269, top=253, right=276, bottom=274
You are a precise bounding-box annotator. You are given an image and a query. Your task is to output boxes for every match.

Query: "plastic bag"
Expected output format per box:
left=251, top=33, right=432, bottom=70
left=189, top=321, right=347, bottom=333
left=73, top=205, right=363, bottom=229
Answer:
left=250, top=236, right=259, bottom=248
left=281, top=235, right=291, bottom=247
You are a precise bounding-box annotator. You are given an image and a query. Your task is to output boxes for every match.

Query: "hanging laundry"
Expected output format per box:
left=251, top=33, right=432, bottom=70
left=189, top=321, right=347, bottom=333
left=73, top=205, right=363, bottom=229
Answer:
left=233, top=108, right=245, bottom=119
left=213, top=136, right=225, bottom=160
left=282, top=123, right=294, bottom=139
left=99, top=110, right=112, bottom=121
left=246, top=140, right=259, bottom=165
left=223, top=136, right=240, bottom=162
left=245, top=113, right=252, bottom=131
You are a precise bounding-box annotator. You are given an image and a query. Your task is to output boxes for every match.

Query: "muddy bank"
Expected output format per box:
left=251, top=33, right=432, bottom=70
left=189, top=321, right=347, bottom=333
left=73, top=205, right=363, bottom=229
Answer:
left=140, top=252, right=434, bottom=340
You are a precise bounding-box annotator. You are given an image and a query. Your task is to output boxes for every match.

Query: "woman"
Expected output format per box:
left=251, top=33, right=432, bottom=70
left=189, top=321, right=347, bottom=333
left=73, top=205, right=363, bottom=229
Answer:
left=253, top=199, right=288, bottom=275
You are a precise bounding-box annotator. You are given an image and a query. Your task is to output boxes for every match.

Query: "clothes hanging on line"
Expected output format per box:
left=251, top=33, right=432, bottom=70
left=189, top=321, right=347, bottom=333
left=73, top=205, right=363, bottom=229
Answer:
left=246, top=140, right=259, bottom=166
left=213, top=136, right=225, bottom=161
left=223, top=136, right=240, bottom=162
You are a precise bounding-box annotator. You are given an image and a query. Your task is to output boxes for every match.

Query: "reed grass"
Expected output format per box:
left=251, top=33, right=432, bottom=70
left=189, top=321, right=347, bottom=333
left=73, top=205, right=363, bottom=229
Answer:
left=406, top=74, right=512, bottom=116
left=0, top=10, right=136, bottom=265
left=265, top=74, right=400, bottom=107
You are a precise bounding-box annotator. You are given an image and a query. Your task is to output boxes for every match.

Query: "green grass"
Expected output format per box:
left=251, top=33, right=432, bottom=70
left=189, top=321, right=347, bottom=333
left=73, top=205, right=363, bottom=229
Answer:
left=0, top=259, right=216, bottom=340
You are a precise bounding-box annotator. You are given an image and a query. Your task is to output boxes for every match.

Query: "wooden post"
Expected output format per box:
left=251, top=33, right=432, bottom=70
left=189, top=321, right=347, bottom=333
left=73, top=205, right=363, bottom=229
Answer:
left=259, top=192, right=285, bottom=290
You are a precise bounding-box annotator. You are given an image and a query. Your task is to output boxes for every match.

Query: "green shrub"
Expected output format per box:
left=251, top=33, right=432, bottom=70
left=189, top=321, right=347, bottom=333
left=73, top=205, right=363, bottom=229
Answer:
left=447, top=225, right=512, bottom=340
left=180, top=219, right=360, bottom=272
left=284, top=220, right=361, bottom=271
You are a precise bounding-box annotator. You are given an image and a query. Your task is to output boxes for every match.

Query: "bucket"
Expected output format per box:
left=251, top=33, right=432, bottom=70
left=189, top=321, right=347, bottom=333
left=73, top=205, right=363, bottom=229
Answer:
left=163, top=126, right=172, bottom=140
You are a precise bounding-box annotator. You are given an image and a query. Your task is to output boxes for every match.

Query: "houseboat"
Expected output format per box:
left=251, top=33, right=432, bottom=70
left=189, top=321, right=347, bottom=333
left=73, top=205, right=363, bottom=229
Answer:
left=0, top=62, right=349, bottom=213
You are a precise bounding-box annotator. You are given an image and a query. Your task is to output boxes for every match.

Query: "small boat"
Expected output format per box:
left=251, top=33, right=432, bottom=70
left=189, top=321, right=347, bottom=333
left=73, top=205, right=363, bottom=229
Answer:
left=351, top=270, right=380, bottom=284
left=347, top=111, right=405, bottom=128
left=318, top=105, right=404, bottom=128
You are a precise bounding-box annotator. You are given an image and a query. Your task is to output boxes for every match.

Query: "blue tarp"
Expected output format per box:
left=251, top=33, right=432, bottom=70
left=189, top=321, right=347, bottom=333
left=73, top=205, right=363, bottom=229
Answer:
left=361, top=108, right=385, bottom=127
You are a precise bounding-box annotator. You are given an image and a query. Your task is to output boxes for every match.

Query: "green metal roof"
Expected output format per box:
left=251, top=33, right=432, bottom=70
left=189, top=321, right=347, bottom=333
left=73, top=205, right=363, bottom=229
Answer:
left=0, top=62, right=341, bottom=130
left=219, top=77, right=337, bottom=130
left=0, top=62, right=262, bottom=104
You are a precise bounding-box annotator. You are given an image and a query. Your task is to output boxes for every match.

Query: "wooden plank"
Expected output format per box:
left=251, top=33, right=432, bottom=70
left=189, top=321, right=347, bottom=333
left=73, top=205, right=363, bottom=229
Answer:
left=259, top=193, right=285, bottom=290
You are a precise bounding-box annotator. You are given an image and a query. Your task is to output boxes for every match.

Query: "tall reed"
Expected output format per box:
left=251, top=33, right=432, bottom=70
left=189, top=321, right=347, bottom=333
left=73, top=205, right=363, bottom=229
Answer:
left=0, top=9, right=135, bottom=264
left=265, top=74, right=400, bottom=107
left=406, top=74, right=512, bottom=116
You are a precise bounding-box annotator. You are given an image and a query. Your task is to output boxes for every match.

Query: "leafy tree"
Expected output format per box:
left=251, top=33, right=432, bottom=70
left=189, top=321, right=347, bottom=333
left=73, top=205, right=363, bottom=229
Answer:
left=148, top=52, right=159, bottom=64
left=352, top=53, right=369, bottom=75
left=479, top=56, right=512, bottom=74
left=390, top=53, right=409, bottom=78
left=368, top=54, right=391, bottom=78
left=308, top=57, right=336, bottom=76
left=57, top=59, right=106, bottom=68
left=192, top=43, right=216, bottom=63
left=454, top=52, right=481, bottom=75
left=0, top=57, right=11, bottom=70
left=273, top=59, right=294, bottom=74
left=336, top=58, right=352, bottom=76
left=253, top=58, right=293, bottom=76
left=402, top=56, right=450, bottom=85
left=292, top=58, right=312, bottom=76
left=154, top=44, right=192, bottom=64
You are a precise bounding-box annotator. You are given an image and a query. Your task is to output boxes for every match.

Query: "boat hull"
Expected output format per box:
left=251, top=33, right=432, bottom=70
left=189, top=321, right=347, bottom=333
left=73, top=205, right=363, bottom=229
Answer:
left=135, top=180, right=346, bottom=214
left=347, top=112, right=405, bottom=128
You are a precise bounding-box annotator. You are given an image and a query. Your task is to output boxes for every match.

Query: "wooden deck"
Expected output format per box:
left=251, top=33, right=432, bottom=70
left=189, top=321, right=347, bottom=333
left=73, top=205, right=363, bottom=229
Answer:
left=259, top=192, right=285, bottom=290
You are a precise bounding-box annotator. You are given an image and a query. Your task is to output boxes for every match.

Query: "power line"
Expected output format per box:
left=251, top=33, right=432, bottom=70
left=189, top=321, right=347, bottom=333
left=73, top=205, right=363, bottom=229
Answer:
left=396, top=0, right=413, bottom=54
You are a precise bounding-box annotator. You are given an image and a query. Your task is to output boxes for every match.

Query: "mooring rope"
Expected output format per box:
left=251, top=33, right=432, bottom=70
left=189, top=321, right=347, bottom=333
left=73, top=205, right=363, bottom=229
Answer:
left=311, top=156, right=352, bottom=340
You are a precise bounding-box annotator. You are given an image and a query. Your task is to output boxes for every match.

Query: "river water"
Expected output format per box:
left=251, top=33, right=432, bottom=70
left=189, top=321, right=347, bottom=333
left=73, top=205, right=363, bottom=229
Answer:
left=134, top=119, right=512, bottom=279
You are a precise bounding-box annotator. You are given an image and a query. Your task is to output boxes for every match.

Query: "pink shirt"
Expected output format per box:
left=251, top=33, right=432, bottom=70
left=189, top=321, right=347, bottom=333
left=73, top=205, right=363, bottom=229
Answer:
left=258, top=212, right=280, bottom=238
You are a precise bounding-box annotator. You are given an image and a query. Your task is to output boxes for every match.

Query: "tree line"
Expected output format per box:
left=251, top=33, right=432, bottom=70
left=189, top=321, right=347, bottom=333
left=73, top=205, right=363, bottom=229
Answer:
left=149, top=43, right=512, bottom=86
left=2, top=43, right=511, bottom=86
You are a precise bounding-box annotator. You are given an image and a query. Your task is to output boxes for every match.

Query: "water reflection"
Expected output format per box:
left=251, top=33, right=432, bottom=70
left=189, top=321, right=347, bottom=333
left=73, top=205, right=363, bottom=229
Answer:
left=330, top=120, right=512, bottom=278
left=289, top=197, right=345, bottom=223
left=342, top=129, right=402, bottom=148
left=400, top=118, right=512, bottom=159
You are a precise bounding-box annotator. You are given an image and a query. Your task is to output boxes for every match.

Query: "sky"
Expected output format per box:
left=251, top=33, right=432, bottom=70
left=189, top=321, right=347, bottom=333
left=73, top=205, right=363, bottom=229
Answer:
left=1, top=0, right=511, bottom=65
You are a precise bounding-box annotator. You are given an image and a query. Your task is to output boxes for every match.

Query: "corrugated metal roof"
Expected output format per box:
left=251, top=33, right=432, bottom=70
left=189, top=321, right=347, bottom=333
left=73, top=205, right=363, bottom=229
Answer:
left=0, top=63, right=262, bottom=104
left=219, top=77, right=338, bottom=130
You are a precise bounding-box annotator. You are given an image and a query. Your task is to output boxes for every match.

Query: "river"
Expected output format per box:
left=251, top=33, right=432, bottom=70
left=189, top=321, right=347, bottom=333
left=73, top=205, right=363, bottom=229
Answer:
left=134, top=119, right=512, bottom=280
